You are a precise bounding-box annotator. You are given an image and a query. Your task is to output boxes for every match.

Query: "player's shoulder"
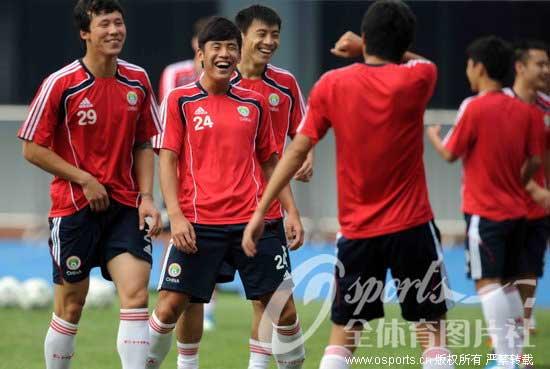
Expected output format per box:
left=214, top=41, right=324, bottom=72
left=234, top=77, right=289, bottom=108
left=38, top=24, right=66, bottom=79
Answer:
left=229, top=84, right=266, bottom=103
left=264, top=64, right=299, bottom=86
left=536, top=91, right=550, bottom=111
left=117, top=59, right=152, bottom=82
left=42, top=60, right=87, bottom=90
left=167, top=82, right=204, bottom=100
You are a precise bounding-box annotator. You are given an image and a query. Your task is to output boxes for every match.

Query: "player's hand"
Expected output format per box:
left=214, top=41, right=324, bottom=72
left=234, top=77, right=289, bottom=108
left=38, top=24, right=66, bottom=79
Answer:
left=330, top=31, right=363, bottom=58
left=426, top=124, right=442, bottom=141
left=82, top=174, right=110, bottom=212
left=530, top=186, right=550, bottom=211
left=294, top=151, right=314, bottom=182
left=242, top=211, right=265, bottom=257
left=138, top=196, right=162, bottom=237
left=170, top=213, right=197, bottom=254
left=285, top=211, right=305, bottom=250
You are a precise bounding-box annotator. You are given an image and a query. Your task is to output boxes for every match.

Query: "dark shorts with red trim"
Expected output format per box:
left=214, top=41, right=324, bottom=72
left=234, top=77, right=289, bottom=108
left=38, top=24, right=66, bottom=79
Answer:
left=518, top=216, right=549, bottom=278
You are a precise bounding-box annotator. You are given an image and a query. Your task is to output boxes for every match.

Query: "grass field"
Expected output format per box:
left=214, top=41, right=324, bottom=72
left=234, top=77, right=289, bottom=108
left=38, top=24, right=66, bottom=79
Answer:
left=1, top=292, right=549, bottom=369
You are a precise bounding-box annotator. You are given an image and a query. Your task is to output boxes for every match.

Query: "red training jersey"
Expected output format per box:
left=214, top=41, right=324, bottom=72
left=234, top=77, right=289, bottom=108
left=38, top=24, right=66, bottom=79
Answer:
left=155, top=81, right=277, bottom=224
left=298, top=60, right=437, bottom=239
left=444, top=90, right=543, bottom=221
left=158, top=60, right=199, bottom=102
left=231, top=64, right=306, bottom=219
left=18, top=59, right=161, bottom=218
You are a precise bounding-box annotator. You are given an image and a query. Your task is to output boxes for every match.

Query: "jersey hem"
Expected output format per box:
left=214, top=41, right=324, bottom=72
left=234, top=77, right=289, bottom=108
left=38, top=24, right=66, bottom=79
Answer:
left=340, top=214, right=433, bottom=239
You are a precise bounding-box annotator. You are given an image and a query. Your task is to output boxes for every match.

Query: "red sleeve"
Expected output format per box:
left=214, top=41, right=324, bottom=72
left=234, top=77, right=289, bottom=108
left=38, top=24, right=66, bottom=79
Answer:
left=17, top=77, right=62, bottom=147
left=297, top=75, right=331, bottom=145
left=527, top=107, right=545, bottom=158
left=443, top=98, right=476, bottom=158
left=136, top=73, right=162, bottom=144
left=255, top=96, right=278, bottom=163
left=287, top=75, right=306, bottom=137
left=157, top=91, right=185, bottom=155
left=403, top=60, right=438, bottom=105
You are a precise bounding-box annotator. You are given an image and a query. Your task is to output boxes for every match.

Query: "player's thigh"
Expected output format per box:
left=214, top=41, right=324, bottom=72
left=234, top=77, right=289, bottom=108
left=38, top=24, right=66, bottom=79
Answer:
left=387, top=221, right=451, bottom=322
left=107, top=252, right=151, bottom=308
left=158, top=224, right=228, bottom=303
left=49, top=207, right=102, bottom=285
left=517, top=217, right=547, bottom=279
left=100, top=202, right=153, bottom=281
left=331, top=235, right=387, bottom=325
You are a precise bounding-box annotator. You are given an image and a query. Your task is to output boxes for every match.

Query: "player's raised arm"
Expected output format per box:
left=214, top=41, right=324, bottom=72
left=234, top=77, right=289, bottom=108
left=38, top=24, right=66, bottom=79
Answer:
left=330, top=31, right=362, bottom=58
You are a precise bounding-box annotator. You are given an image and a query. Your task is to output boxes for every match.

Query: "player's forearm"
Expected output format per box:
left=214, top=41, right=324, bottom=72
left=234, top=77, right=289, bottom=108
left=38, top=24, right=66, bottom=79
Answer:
left=427, top=133, right=456, bottom=162
left=22, top=140, right=91, bottom=186
left=133, top=145, right=155, bottom=197
left=159, top=150, right=183, bottom=218
left=402, top=51, right=428, bottom=62
left=521, top=156, right=542, bottom=186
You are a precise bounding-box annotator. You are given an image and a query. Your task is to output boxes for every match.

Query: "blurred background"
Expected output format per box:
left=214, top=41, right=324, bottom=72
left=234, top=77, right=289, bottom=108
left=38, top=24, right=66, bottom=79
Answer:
left=0, top=0, right=549, bottom=304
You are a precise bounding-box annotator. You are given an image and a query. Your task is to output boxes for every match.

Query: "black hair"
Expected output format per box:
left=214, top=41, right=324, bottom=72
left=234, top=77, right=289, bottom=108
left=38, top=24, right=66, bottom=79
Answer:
left=514, top=39, right=549, bottom=64
left=198, top=17, right=242, bottom=51
left=360, top=0, right=416, bottom=63
left=74, top=0, right=124, bottom=32
left=235, top=4, right=281, bottom=34
left=193, top=17, right=214, bottom=39
left=467, top=36, right=513, bottom=84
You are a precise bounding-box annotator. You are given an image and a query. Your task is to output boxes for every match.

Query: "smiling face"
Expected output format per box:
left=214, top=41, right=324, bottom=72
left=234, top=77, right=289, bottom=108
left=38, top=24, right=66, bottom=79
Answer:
left=80, top=10, right=126, bottom=57
left=242, top=19, right=280, bottom=65
left=198, top=39, right=241, bottom=83
left=516, top=49, right=550, bottom=92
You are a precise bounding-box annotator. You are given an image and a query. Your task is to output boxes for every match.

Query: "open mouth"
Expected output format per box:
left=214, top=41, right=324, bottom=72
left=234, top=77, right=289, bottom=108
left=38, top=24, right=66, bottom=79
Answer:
left=214, top=61, right=231, bottom=70
left=258, top=48, right=273, bottom=56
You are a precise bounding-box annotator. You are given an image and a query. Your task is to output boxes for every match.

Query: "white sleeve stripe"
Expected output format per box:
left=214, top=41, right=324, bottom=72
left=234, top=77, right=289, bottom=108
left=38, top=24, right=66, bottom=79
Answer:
left=20, top=62, right=81, bottom=140
left=442, top=96, right=475, bottom=145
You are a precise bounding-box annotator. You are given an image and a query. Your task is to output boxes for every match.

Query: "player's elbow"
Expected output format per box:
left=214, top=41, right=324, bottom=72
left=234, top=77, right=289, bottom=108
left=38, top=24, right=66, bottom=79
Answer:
left=22, top=140, right=39, bottom=163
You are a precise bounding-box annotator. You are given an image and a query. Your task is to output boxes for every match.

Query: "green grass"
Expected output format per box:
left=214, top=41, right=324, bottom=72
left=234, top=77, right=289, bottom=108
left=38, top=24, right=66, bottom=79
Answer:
left=1, top=292, right=549, bottom=369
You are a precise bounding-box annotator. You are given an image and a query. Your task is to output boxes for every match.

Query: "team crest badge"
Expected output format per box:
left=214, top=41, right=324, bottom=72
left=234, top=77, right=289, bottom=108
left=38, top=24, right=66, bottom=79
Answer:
left=268, top=93, right=280, bottom=107
left=237, top=106, right=250, bottom=117
left=127, top=91, right=138, bottom=106
left=66, top=256, right=81, bottom=271
left=168, top=263, right=182, bottom=277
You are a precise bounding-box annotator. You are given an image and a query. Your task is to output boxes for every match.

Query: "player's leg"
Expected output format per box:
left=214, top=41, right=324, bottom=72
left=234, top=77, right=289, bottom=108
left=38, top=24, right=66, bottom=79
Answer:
left=45, top=209, right=101, bottom=369
left=175, top=303, right=203, bottom=369
left=388, top=221, right=454, bottom=369
left=319, top=236, right=386, bottom=369
left=102, top=203, right=153, bottom=369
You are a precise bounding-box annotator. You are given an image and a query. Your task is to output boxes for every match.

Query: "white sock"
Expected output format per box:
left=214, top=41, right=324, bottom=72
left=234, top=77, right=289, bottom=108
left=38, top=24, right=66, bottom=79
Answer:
left=248, top=339, right=272, bottom=369
left=422, top=347, right=455, bottom=369
left=146, top=311, right=176, bottom=369
left=272, top=319, right=305, bottom=369
left=504, top=285, right=525, bottom=357
left=319, top=345, right=351, bottom=369
left=117, top=308, right=149, bottom=369
left=177, top=341, right=199, bottom=369
left=45, top=313, right=78, bottom=369
left=479, top=284, right=515, bottom=367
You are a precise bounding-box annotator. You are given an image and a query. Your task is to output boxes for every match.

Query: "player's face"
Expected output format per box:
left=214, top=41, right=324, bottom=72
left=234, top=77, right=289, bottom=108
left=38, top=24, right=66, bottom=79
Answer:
left=466, top=58, right=482, bottom=92
left=81, top=11, right=126, bottom=57
left=519, top=49, right=550, bottom=91
left=242, top=20, right=280, bottom=65
left=198, top=39, right=241, bottom=82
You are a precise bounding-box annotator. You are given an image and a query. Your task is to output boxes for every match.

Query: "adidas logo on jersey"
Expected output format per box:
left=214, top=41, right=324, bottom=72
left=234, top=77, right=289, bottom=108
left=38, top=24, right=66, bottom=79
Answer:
left=284, top=270, right=292, bottom=281
left=78, top=98, right=93, bottom=109
left=194, top=107, right=208, bottom=115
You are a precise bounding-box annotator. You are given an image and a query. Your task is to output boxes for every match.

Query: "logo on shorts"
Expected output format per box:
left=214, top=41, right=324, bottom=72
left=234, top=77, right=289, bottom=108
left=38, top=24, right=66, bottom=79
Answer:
left=237, top=106, right=250, bottom=117
left=268, top=93, right=280, bottom=107
left=167, top=263, right=181, bottom=277
left=66, top=256, right=81, bottom=271
left=127, top=91, right=138, bottom=106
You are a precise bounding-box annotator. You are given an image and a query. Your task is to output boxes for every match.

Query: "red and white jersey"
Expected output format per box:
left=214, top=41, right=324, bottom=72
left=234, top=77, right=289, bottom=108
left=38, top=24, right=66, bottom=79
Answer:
left=298, top=60, right=437, bottom=239
left=158, top=59, right=199, bottom=102
left=18, top=59, right=161, bottom=217
left=444, top=90, right=543, bottom=221
left=231, top=64, right=306, bottom=219
left=155, top=82, right=277, bottom=225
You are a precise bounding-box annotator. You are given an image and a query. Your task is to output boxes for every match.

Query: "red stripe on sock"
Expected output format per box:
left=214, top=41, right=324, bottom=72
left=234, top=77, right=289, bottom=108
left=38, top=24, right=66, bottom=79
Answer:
left=149, top=318, right=172, bottom=334
left=50, top=320, right=77, bottom=336
left=120, top=313, right=149, bottom=321
left=324, top=346, right=351, bottom=358
left=278, top=325, right=300, bottom=336
left=250, top=346, right=272, bottom=356
left=178, top=349, right=198, bottom=355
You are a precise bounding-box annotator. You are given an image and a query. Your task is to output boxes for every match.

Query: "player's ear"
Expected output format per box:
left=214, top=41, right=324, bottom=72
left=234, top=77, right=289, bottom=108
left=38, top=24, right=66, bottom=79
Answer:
left=197, top=48, right=205, bottom=69
left=80, top=29, right=90, bottom=42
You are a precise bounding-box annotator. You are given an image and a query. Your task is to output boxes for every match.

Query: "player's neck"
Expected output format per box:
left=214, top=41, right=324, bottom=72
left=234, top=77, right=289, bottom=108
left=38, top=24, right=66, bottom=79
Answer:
left=237, top=57, right=266, bottom=79
left=82, top=53, right=118, bottom=78
left=200, top=75, right=230, bottom=95
left=512, top=79, right=537, bottom=104
left=477, top=78, right=502, bottom=94
left=364, top=54, right=391, bottom=65
left=193, top=55, right=203, bottom=75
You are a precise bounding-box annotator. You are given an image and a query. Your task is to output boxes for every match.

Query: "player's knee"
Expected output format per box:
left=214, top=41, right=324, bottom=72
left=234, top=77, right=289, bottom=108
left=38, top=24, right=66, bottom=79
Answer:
left=155, top=292, right=187, bottom=324
left=252, top=299, right=265, bottom=315
left=61, top=299, right=86, bottom=324
left=276, top=299, right=298, bottom=326
left=118, top=286, right=149, bottom=309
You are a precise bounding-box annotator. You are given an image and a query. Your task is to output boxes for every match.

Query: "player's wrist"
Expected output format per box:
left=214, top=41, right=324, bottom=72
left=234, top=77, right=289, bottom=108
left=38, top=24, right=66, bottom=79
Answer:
left=77, top=172, right=94, bottom=186
left=140, top=192, right=154, bottom=200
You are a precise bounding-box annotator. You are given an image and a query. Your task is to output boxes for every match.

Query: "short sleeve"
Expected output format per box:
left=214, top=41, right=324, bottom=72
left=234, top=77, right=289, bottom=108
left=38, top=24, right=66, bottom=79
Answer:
left=136, top=72, right=162, bottom=144
left=402, top=60, right=438, bottom=105
left=155, top=91, right=184, bottom=155
left=287, top=75, right=306, bottom=138
left=17, top=77, right=62, bottom=147
left=443, top=97, right=476, bottom=158
left=255, top=96, right=278, bottom=163
left=297, top=75, right=331, bottom=145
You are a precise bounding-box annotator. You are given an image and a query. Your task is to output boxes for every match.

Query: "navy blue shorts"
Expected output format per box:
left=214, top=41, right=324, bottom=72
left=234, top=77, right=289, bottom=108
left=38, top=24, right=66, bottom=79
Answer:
left=48, top=201, right=152, bottom=284
left=518, top=216, right=549, bottom=278
left=331, top=221, right=452, bottom=325
left=158, top=221, right=293, bottom=302
left=464, top=214, right=526, bottom=280
left=215, top=219, right=289, bottom=283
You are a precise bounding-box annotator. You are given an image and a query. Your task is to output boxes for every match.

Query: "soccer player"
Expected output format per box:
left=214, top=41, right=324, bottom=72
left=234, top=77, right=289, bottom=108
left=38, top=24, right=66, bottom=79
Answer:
left=504, top=41, right=550, bottom=336
left=426, top=36, right=543, bottom=369
left=172, top=6, right=313, bottom=369
left=158, top=17, right=210, bottom=102
left=146, top=17, right=306, bottom=369
left=17, top=1, right=162, bottom=368
left=243, top=1, right=455, bottom=369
